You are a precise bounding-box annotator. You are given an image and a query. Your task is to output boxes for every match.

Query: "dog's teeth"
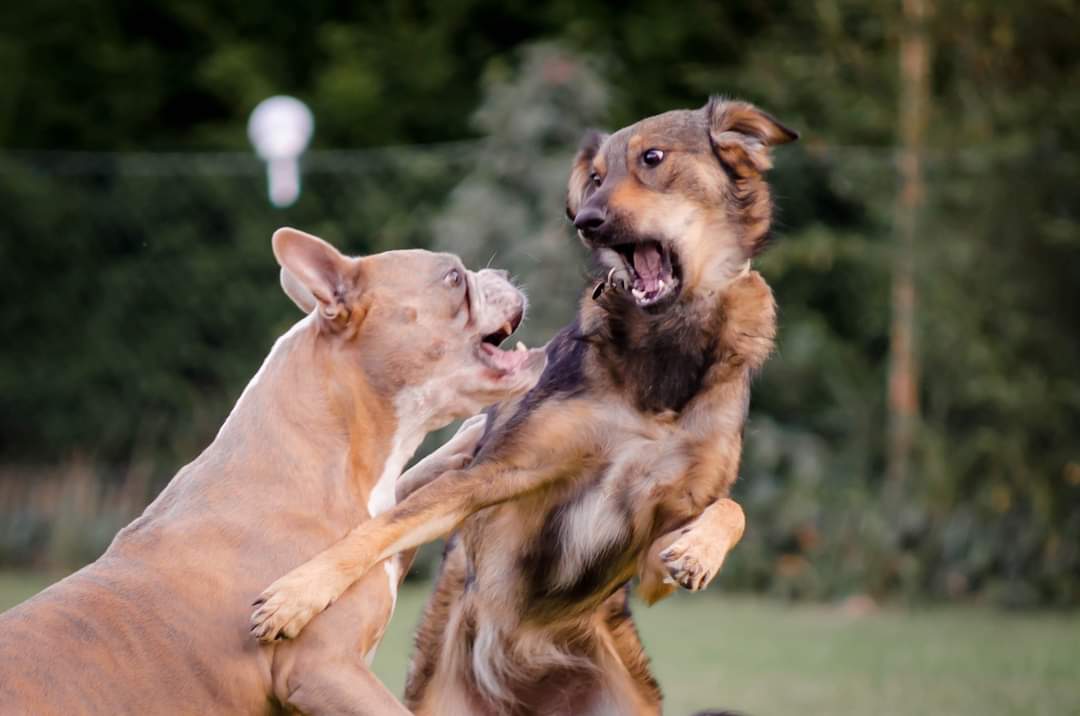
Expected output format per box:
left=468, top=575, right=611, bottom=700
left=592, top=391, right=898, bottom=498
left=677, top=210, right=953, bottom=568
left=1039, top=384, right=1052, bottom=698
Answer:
left=515, top=341, right=527, bottom=353
left=658, top=280, right=666, bottom=291
left=632, top=288, right=646, bottom=300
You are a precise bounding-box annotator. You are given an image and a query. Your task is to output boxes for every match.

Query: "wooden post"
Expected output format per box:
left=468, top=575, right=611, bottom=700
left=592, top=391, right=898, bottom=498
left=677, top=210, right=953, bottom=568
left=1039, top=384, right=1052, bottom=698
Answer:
left=888, top=0, right=931, bottom=485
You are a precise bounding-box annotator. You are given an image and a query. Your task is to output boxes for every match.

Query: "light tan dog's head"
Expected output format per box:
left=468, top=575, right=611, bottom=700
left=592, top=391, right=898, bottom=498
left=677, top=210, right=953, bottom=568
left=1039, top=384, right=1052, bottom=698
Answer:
left=566, top=97, right=797, bottom=308
left=273, top=227, right=546, bottom=430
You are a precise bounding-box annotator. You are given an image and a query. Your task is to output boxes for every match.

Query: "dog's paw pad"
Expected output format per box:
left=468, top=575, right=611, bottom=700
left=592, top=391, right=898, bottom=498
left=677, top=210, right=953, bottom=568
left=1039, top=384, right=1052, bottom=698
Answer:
left=660, top=542, right=717, bottom=592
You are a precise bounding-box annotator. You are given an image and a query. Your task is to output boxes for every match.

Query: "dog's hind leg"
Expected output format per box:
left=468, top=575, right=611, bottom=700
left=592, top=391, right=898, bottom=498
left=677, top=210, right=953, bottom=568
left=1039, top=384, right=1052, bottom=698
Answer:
left=404, top=537, right=469, bottom=710
left=598, top=586, right=663, bottom=713
left=270, top=560, right=411, bottom=715
left=284, top=663, right=411, bottom=716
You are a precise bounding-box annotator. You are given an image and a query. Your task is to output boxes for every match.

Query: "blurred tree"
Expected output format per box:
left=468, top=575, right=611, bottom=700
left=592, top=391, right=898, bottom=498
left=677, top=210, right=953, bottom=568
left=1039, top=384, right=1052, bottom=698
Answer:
left=0, top=0, right=1077, bottom=603
left=887, top=0, right=930, bottom=487
left=432, top=42, right=607, bottom=343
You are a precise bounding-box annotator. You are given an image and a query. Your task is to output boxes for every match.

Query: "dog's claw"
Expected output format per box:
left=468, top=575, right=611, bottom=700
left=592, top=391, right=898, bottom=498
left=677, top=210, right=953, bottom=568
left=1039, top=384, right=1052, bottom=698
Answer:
left=248, top=570, right=346, bottom=644
left=659, top=535, right=725, bottom=593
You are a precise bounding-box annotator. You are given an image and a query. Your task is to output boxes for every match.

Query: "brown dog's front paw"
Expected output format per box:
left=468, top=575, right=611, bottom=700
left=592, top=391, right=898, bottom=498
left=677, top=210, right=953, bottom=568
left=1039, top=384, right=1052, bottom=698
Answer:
left=249, top=570, right=342, bottom=643
left=659, top=532, right=728, bottom=593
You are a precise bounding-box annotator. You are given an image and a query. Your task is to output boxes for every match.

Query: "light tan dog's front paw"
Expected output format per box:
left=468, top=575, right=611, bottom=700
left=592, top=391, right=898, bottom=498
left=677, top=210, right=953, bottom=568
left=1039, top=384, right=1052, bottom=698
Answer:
left=250, top=569, right=346, bottom=643
left=659, top=531, right=730, bottom=593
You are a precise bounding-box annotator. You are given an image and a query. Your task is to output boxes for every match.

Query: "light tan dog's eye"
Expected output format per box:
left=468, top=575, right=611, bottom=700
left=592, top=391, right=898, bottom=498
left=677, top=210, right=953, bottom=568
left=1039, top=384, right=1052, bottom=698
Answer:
left=589, top=171, right=602, bottom=187
left=444, top=269, right=462, bottom=288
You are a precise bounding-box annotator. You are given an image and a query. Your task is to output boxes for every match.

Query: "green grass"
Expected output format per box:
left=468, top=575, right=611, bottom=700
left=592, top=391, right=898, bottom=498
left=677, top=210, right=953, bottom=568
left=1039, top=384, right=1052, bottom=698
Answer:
left=0, top=571, right=57, bottom=608
left=3, top=573, right=1078, bottom=715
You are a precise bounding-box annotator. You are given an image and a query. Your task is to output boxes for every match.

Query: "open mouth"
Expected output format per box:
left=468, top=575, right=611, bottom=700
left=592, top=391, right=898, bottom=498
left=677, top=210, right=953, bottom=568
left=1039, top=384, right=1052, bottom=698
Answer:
left=609, top=240, right=682, bottom=307
left=477, top=310, right=533, bottom=373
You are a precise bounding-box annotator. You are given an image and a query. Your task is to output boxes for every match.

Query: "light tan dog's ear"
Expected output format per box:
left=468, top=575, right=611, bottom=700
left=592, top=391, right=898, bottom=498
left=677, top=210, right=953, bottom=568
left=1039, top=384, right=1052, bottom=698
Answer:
left=706, top=97, right=798, bottom=176
left=566, top=129, right=609, bottom=221
left=272, top=227, right=357, bottom=324
left=279, top=268, right=317, bottom=314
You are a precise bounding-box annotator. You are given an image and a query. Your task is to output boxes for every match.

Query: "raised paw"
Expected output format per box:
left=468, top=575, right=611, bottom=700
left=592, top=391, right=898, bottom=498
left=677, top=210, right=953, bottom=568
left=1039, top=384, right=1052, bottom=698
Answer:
left=659, top=531, right=729, bottom=593
left=249, top=569, right=343, bottom=643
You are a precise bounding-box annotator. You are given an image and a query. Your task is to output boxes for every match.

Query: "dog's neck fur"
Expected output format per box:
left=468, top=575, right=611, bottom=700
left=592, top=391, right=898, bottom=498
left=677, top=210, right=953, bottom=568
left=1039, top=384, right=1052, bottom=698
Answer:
left=582, top=284, right=725, bottom=414
left=199, top=314, right=414, bottom=518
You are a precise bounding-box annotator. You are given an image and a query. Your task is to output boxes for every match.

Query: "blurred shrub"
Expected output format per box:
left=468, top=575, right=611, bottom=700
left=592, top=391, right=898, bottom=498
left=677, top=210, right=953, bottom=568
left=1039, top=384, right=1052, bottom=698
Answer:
left=1, top=27, right=1077, bottom=606
left=0, top=461, right=150, bottom=570
left=0, top=145, right=471, bottom=465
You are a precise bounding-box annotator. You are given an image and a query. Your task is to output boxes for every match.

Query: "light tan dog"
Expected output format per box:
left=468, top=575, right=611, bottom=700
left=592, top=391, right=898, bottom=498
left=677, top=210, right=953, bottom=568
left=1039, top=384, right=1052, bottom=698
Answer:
left=0, top=227, right=544, bottom=715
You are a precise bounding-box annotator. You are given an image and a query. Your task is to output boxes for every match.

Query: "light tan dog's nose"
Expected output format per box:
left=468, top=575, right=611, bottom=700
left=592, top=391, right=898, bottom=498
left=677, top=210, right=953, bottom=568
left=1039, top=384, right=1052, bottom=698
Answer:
left=474, top=268, right=527, bottom=336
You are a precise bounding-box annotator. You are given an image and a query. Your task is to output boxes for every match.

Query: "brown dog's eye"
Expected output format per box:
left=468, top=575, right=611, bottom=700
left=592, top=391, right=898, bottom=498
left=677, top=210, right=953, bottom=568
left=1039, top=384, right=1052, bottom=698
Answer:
left=642, top=148, right=665, bottom=167
left=444, top=269, right=462, bottom=288
left=589, top=171, right=602, bottom=187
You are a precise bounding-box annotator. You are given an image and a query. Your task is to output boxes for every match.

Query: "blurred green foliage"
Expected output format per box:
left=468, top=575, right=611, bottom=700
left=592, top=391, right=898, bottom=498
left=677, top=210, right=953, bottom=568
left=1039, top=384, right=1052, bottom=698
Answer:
left=0, top=0, right=1077, bottom=604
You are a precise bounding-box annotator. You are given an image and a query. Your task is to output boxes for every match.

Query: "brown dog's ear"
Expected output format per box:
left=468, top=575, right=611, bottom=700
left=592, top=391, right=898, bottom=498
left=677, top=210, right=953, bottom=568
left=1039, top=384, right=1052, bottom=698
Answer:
left=566, top=129, right=609, bottom=220
left=272, top=227, right=357, bottom=324
left=706, top=97, right=798, bottom=176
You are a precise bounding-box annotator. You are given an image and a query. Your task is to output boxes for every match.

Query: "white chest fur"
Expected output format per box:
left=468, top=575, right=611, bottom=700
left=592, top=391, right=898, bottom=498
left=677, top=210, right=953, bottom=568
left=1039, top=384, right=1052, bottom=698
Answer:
left=363, top=382, right=443, bottom=660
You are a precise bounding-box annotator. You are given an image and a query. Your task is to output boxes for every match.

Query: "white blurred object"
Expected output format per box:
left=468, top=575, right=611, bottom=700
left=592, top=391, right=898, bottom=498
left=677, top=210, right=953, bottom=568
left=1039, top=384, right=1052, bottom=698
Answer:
left=247, top=96, right=314, bottom=208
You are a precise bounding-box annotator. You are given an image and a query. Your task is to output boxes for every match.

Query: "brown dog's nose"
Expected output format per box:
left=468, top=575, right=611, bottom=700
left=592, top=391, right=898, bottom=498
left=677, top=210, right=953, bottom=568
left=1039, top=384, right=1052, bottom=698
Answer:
left=573, top=206, right=606, bottom=234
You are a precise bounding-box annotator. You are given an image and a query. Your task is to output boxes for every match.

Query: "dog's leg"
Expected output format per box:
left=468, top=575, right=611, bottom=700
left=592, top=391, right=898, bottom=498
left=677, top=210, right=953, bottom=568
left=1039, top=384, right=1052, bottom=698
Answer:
left=252, top=400, right=598, bottom=641
left=284, top=664, right=411, bottom=716
left=599, top=587, right=663, bottom=713
left=404, top=537, right=468, bottom=710
left=395, top=414, right=488, bottom=503
left=271, top=566, right=412, bottom=716
left=637, top=497, right=745, bottom=604
left=253, top=462, right=561, bottom=641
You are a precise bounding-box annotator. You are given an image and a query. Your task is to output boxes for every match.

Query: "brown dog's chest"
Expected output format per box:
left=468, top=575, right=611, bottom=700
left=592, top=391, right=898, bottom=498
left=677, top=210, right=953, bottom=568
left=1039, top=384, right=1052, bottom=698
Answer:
left=522, top=439, right=702, bottom=620
left=465, top=316, right=723, bottom=623
left=469, top=413, right=702, bottom=626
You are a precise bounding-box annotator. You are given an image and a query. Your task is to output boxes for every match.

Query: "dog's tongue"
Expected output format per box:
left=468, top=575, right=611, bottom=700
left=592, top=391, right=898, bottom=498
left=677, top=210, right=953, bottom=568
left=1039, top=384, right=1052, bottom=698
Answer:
left=633, top=243, right=664, bottom=292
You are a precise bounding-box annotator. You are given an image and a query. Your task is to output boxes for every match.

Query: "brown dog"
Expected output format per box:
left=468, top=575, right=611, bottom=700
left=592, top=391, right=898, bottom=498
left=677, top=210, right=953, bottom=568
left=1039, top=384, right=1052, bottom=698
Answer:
left=0, top=228, right=544, bottom=714
left=251, top=98, right=796, bottom=714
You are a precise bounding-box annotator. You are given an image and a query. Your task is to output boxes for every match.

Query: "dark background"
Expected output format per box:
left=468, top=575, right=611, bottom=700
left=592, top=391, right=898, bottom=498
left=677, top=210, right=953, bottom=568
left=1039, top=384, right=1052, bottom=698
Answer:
left=1, top=0, right=1078, bottom=607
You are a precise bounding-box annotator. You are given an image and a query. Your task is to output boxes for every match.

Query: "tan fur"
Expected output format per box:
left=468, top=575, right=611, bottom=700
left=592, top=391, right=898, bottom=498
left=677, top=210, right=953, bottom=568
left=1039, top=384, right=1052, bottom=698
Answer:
left=0, top=228, right=544, bottom=714
left=255, top=99, right=794, bottom=713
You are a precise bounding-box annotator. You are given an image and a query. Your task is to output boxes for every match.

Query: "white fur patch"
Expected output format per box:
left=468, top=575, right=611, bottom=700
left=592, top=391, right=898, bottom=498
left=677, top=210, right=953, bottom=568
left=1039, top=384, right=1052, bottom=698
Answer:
left=362, top=382, right=444, bottom=659
left=553, top=482, right=627, bottom=589
left=366, top=383, right=437, bottom=518
left=365, top=558, right=403, bottom=666
left=383, top=558, right=401, bottom=607
left=472, top=621, right=506, bottom=704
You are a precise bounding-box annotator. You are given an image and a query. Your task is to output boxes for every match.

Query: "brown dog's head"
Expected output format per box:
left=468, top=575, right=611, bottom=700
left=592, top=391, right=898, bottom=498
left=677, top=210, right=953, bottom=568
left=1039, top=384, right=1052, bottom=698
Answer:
left=566, top=97, right=797, bottom=308
left=272, top=227, right=546, bottom=426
